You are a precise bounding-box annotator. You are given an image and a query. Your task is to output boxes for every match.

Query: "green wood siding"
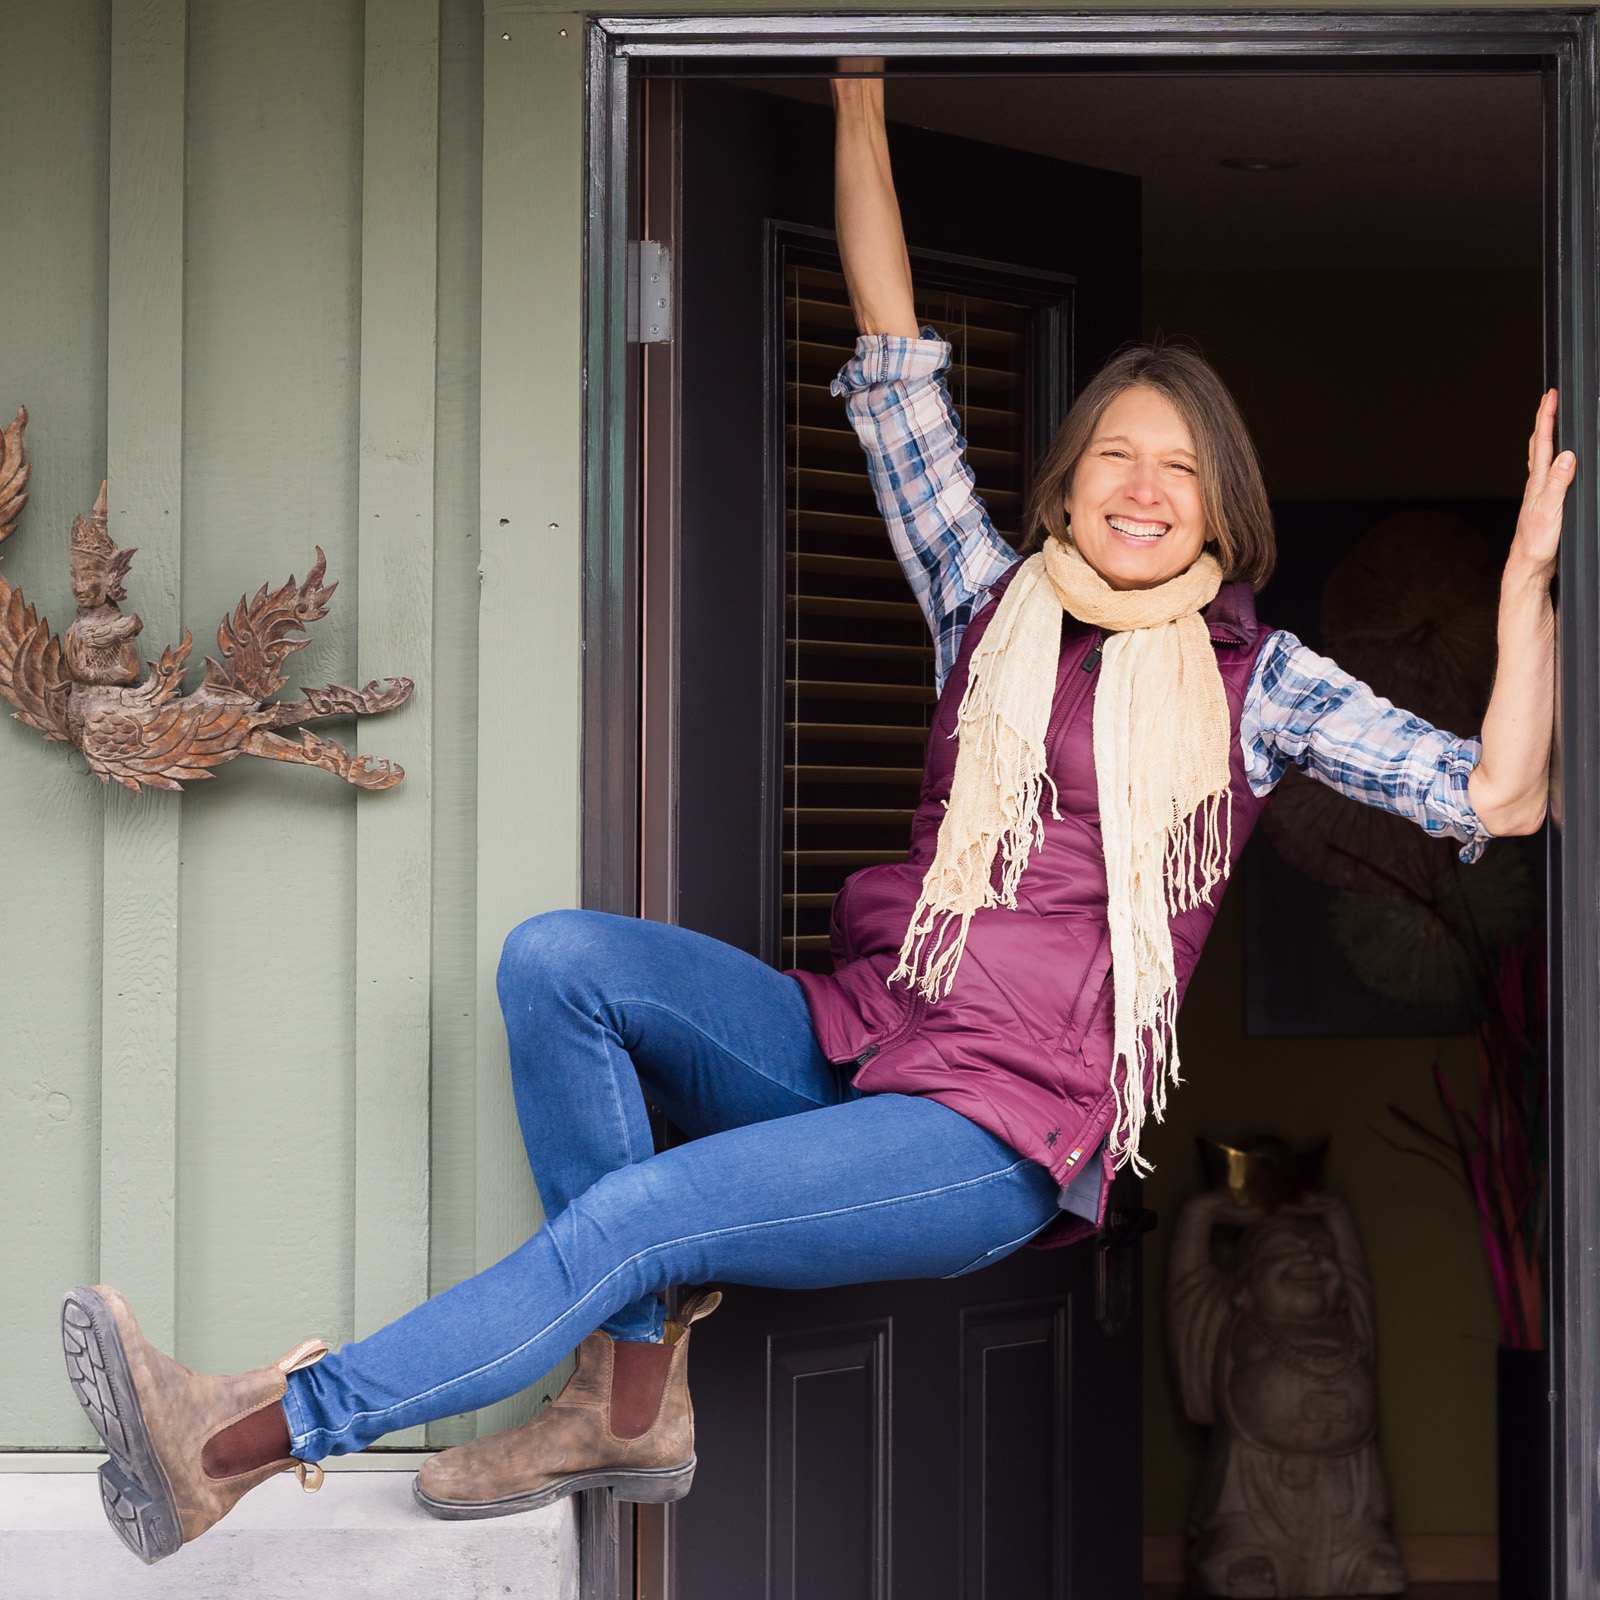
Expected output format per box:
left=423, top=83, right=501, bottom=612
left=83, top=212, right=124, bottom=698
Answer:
left=0, top=0, right=533, bottom=1453
left=1, top=0, right=112, bottom=1451
left=472, top=5, right=584, bottom=1438
left=175, top=0, right=367, bottom=1383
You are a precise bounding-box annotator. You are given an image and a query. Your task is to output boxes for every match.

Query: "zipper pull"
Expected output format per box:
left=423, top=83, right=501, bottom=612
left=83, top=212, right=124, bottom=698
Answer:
left=1081, top=631, right=1104, bottom=672
left=854, top=1045, right=879, bottom=1066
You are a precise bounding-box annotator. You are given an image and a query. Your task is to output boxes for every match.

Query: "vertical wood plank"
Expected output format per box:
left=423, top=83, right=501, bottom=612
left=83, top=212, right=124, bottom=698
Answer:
left=0, top=0, right=112, bottom=1448
left=474, top=6, right=585, bottom=1434
left=422, top=0, right=486, bottom=1450
left=353, top=0, right=439, bottom=1401
left=178, top=0, right=364, bottom=1377
left=100, top=0, right=186, bottom=1352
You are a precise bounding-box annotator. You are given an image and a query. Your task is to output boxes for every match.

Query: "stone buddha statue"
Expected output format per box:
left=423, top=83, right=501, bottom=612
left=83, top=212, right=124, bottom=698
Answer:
left=1167, top=1138, right=1406, bottom=1598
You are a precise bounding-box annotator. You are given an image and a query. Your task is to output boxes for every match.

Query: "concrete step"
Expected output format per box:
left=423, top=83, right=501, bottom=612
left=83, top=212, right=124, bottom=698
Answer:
left=0, top=1468, right=578, bottom=1600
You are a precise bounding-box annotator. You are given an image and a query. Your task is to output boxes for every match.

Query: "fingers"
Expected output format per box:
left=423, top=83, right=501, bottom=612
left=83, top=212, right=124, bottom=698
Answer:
left=1528, top=388, right=1559, bottom=475
left=833, top=55, right=885, bottom=91
left=832, top=58, right=886, bottom=113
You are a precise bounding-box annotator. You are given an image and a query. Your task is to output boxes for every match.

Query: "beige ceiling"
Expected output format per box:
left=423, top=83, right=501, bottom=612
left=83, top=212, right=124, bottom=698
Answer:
left=763, top=72, right=1543, bottom=271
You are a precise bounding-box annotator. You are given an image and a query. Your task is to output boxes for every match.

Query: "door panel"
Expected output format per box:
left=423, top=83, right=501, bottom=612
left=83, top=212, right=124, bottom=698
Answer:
left=665, top=81, right=1144, bottom=1598
left=768, top=1322, right=891, bottom=1600
left=960, top=1301, right=1069, bottom=1596
left=676, top=1247, right=1142, bottom=1599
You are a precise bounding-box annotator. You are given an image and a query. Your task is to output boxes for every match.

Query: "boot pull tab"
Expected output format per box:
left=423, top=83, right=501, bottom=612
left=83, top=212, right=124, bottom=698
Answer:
left=277, top=1339, right=330, bottom=1375
left=276, top=1340, right=330, bottom=1492
left=664, top=1289, right=722, bottom=1344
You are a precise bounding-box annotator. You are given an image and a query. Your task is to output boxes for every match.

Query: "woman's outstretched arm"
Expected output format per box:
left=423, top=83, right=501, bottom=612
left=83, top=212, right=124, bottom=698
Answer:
left=832, top=59, right=918, bottom=337
left=827, top=55, right=1019, bottom=684
left=1468, top=389, right=1573, bottom=836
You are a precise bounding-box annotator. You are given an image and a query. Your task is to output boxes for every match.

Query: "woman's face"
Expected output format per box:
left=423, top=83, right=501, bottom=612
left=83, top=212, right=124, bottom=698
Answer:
left=1061, top=385, right=1208, bottom=590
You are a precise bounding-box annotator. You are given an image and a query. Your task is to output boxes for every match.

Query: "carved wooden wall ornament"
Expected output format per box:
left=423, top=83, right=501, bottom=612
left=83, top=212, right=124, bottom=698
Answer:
left=0, top=408, right=413, bottom=791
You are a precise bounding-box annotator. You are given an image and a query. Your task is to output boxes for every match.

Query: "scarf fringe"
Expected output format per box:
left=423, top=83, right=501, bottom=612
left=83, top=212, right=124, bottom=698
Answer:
left=1106, top=995, right=1179, bottom=1179
left=1104, top=791, right=1232, bottom=1174
left=889, top=905, right=974, bottom=1002
left=1164, top=790, right=1233, bottom=918
left=890, top=682, right=1059, bottom=1002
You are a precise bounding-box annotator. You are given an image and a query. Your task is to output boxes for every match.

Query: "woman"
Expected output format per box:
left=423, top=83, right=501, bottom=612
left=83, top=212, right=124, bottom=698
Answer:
left=62, top=68, right=1567, bottom=1565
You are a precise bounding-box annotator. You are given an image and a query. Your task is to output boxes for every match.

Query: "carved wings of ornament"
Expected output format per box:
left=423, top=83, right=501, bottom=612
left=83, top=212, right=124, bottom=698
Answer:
left=0, top=407, right=413, bottom=793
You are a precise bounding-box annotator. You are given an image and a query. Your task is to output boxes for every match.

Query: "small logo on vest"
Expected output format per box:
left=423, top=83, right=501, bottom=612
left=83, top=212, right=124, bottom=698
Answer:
left=1046, top=1127, right=1060, bottom=1148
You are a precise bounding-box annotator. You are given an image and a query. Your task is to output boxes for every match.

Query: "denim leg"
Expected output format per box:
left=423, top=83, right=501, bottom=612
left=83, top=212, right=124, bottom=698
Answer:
left=496, top=910, right=853, bottom=1340
left=285, top=1093, right=1058, bottom=1459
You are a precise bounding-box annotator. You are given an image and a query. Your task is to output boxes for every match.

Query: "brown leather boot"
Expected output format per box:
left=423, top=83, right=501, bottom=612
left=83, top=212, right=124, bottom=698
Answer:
left=414, top=1289, right=721, bottom=1520
left=61, top=1285, right=329, bottom=1565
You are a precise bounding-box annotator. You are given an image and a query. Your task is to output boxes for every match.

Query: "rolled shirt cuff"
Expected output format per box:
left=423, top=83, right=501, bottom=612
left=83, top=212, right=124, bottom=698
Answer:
left=1445, top=735, right=1493, bottom=863
left=831, top=328, right=950, bottom=396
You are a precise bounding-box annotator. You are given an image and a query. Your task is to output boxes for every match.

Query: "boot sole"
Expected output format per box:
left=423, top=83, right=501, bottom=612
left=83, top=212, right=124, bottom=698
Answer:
left=61, top=1287, right=184, bottom=1565
left=413, top=1456, right=697, bottom=1521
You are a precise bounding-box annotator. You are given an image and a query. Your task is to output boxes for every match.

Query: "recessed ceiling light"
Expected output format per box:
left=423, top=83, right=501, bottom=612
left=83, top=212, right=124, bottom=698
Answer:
left=1219, top=156, right=1299, bottom=172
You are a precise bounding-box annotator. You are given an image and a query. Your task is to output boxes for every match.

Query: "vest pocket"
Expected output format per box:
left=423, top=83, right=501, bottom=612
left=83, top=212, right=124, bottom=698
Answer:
left=1054, top=924, right=1114, bottom=1056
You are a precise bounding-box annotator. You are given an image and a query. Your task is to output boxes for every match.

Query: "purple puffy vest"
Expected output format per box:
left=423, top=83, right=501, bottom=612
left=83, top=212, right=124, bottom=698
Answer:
left=790, top=567, right=1274, bottom=1240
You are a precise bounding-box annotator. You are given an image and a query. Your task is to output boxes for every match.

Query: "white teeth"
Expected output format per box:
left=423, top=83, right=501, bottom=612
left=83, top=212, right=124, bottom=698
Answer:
left=1107, top=516, right=1168, bottom=541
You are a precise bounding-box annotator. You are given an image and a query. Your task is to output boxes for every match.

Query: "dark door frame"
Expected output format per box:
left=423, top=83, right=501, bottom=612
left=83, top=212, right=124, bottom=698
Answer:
left=583, top=14, right=1599, bottom=1596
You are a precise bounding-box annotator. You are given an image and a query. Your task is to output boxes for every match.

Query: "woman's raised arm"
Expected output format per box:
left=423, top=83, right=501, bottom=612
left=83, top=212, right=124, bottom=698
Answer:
left=1468, top=389, right=1573, bottom=836
left=832, top=59, right=919, bottom=337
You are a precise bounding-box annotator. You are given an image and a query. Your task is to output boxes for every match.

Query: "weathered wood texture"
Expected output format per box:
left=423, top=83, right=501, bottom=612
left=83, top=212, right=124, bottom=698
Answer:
left=472, top=8, right=587, bottom=1437
left=424, top=0, right=486, bottom=1451
left=174, top=0, right=366, bottom=1380
left=353, top=0, right=441, bottom=1452
left=101, top=0, right=185, bottom=1368
left=0, top=0, right=567, bottom=1456
left=0, top=0, right=487, bottom=1455
left=0, top=0, right=112, bottom=1450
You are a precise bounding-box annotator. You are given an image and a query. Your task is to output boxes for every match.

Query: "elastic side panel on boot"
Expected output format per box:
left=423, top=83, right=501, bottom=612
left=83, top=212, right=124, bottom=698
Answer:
left=610, top=1342, right=676, bottom=1440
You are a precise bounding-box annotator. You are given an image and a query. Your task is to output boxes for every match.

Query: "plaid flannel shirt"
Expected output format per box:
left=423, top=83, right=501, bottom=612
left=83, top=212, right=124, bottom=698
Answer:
left=831, top=333, right=1492, bottom=863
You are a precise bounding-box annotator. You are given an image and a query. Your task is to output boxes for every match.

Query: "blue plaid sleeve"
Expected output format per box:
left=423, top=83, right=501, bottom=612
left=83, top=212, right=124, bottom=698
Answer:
left=1241, top=630, right=1493, bottom=862
left=831, top=331, right=1021, bottom=688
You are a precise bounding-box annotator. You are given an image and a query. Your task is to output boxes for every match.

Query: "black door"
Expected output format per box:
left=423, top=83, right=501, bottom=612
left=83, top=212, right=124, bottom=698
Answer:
left=664, top=81, right=1146, bottom=1599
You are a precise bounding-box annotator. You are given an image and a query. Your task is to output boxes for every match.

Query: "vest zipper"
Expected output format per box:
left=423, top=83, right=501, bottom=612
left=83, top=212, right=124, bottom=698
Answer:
left=1044, top=627, right=1103, bottom=761
left=855, top=991, right=928, bottom=1067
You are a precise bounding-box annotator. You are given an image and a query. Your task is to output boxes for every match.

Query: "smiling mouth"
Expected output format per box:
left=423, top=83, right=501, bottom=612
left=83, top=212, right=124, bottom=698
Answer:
left=1105, top=515, right=1170, bottom=544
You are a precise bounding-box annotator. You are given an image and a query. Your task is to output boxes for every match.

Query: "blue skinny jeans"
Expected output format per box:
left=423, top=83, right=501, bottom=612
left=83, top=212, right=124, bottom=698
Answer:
left=284, top=911, right=1059, bottom=1459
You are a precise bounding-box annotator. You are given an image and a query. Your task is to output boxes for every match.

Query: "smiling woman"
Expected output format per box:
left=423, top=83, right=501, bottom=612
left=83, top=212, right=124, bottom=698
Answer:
left=1051, top=385, right=1210, bottom=584
left=55, top=33, right=1573, bottom=1590
left=1022, top=347, right=1275, bottom=594
left=821, top=63, right=1563, bottom=1179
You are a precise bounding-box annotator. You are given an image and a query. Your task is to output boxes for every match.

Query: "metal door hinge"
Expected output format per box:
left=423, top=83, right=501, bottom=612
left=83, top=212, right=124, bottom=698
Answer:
left=629, top=240, right=673, bottom=344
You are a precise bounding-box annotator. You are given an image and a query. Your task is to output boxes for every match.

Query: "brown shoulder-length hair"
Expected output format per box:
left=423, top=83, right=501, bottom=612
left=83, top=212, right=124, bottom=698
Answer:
left=1020, top=344, right=1275, bottom=590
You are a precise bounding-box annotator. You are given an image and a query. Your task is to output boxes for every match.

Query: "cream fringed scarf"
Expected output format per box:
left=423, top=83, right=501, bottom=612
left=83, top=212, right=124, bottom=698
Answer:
left=890, top=540, right=1234, bottom=1174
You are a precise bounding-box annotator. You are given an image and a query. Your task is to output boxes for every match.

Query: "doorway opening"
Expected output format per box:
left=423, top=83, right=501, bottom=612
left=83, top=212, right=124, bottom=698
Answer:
left=584, top=17, right=1600, bottom=1600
